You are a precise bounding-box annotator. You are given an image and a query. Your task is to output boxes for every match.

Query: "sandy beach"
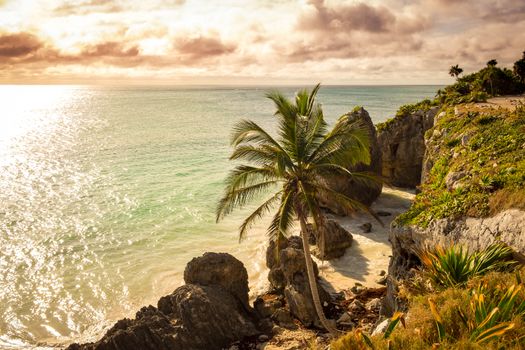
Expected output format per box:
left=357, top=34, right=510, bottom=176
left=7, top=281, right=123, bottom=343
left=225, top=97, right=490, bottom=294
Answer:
left=317, top=186, right=415, bottom=292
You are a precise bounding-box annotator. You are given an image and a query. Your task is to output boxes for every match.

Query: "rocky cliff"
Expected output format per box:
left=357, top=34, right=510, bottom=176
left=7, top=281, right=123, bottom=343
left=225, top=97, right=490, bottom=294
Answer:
left=384, top=99, right=525, bottom=315
left=322, top=107, right=382, bottom=215
left=376, top=102, right=438, bottom=188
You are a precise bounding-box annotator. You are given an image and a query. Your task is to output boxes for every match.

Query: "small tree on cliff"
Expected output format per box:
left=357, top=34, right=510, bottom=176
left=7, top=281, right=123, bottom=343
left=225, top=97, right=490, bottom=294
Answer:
left=514, top=51, right=525, bottom=83
left=216, top=84, right=376, bottom=335
left=449, top=64, right=463, bottom=79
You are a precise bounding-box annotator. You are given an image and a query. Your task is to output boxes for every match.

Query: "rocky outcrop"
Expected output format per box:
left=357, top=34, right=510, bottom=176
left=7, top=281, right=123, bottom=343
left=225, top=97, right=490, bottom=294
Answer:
left=322, top=107, right=382, bottom=214
left=266, top=236, right=331, bottom=327
left=306, top=220, right=353, bottom=260
left=377, top=107, right=438, bottom=188
left=184, top=252, right=250, bottom=310
left=68, top=253, right=260, bottom=350
left=384, top=209, right=525, bottom=315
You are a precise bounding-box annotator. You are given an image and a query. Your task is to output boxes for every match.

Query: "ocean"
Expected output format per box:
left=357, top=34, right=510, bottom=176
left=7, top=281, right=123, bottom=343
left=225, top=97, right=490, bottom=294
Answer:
left=0, top=85, right=440, bottom=348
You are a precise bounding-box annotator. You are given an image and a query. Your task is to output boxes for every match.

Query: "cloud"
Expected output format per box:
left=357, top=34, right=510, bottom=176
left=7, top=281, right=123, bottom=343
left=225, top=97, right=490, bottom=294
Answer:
left=298, top=0, right=396, bottom=33
left=82, top=41, right=139, bottom=57
left=0, top=32, right=42, bottom=57
left=53, top=0, right=123, bottom=15
left=174, top=35, right=236, bottom=60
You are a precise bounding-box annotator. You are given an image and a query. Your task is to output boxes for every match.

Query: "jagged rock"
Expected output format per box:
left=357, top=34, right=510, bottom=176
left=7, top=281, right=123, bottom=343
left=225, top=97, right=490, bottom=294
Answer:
left=265, top=236, right=331, bottom=327
left=68, top=253, right=260, bottom=350
left=348, top=299, right=366, bottom=313
left=379, top=270, right=386, bottom=276
left=254, top=296, right=282, bottom=319
left=268, top=267, right=286, bottom=291
left=307, top=220, right=353, bottom=260
left=377, top=107, right=438, bottom=187
left=280, top=247, right=330, bottom=327
left=321, top=107, right=382, bottom=214
left=184, top=252, right=250, bottom=310
left=366, top=298, right=382, bottom=311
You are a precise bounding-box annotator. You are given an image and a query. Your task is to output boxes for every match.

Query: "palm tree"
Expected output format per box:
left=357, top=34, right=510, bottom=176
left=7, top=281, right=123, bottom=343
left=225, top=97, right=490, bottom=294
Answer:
left=449, top=64, right=463, bottom=79
left=216, top=84, right=377, bottom=335
left=487, top=59, right=498, bottom=67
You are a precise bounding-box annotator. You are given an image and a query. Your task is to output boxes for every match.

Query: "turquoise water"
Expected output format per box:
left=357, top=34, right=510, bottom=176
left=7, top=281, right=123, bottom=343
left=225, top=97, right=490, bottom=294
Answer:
left=0, top=85, right=440, bottom=348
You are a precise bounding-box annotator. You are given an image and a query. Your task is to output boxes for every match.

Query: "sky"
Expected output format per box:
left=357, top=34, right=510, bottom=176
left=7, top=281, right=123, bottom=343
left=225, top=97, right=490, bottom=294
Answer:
left=0, top=0, right=524, bottom=85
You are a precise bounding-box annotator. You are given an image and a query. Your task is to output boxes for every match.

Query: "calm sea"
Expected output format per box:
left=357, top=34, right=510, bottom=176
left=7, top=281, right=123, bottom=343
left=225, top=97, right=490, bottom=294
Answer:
left=0, top=85, right=439, bottom=348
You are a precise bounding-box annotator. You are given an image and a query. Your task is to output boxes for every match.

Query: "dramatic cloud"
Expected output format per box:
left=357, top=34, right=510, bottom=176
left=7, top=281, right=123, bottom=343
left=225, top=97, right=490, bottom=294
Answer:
left=298, top=1, right=397, bottom=33
left=0, top=32, right=42, bottom=57
left=174, top=36, right=236, bottom=60
left=0, top=0, right=523, bottom=84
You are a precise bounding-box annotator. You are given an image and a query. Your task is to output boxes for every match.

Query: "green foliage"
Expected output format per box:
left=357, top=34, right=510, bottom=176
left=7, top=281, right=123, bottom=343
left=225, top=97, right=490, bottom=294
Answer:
left=217, top=83, right=376, bottom=241
left=376, top=99, right=438, bottom=132
left=396, top=104, right=525, bottom=227
left=449, top=64, right=463, bottom=78
left=331, top=270, right=525, bottom=349
left=514, top=51, right=525, bottom=83
left=418, top=244, right=516, bottom=288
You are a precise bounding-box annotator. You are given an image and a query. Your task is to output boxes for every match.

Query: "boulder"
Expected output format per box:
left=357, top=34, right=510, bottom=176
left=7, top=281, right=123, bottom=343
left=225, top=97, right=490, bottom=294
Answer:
left=307, top=220, right=353, bottom=260
left=68, top=253, right=260, bottom=350
left=377, top=107, right=438, bottom=187
left=321, top=107, right=383, bottom=214
left=184, top=252, right=249, bottom=310
left=265, top=236, right=331, bottom=327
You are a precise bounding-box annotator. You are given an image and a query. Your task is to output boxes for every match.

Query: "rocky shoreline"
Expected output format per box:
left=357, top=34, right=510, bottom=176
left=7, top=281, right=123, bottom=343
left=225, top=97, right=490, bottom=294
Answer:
left=68, top=94, right=525, bottom=349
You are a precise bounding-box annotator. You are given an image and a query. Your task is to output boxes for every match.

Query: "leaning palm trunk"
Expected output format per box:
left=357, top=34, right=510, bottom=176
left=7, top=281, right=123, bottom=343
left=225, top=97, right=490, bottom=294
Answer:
left=297, top=210, right=339, bottom=335
left=216, top=84, right=378, bottom=336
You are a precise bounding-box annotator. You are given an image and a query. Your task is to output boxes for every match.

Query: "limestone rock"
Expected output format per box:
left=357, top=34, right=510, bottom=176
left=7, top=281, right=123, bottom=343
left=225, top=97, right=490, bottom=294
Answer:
left=385, top=209, right=525, bottom=315
left=184, top=252, right=250, bottom=310
left=321, top=107, right=382, bottom=214
left=68, top=253, right=260, bottom=350
left=265, top=236, right=331, bottom=327
left=307, top=220, right=353, bottom=260
left=377, top=107, right=438, bottom=187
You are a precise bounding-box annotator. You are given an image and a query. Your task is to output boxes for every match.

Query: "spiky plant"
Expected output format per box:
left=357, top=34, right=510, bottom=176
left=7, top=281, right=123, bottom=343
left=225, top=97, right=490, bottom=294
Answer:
left=418, top=243, right=516, bottom=288
left=216, top=84, right=378, bottom=334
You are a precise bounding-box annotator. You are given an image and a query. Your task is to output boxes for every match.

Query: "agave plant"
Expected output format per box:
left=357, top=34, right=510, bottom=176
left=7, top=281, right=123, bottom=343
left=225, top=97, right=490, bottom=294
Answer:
left=418, top=243, right=516, bottom=287
left=429, top=282, right=525, bottom=345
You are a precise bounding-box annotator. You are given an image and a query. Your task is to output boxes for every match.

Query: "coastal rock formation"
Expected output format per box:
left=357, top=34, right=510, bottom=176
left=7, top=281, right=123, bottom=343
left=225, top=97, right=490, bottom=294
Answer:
left=377, top=107, right=438, bottom=187
left=184, top=252, right=250, bottom=310
left=322, top=107, right=382, bottom=214
left=384, top=209, right=525, bottom=315
left=266, top=236, right=331, bottom=327
left=67, top=253, right=260, bottom=350
left=306, top=220, right=354, bottom=260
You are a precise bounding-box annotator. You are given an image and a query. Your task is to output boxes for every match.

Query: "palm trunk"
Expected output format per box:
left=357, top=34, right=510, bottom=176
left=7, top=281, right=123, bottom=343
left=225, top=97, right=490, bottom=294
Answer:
left=298, top=213, right=339, bottom=336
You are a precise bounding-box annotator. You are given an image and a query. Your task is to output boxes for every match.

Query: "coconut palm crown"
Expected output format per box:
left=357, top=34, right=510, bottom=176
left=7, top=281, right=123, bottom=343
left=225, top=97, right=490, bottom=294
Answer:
left=216, top=84, right=376, bottom=334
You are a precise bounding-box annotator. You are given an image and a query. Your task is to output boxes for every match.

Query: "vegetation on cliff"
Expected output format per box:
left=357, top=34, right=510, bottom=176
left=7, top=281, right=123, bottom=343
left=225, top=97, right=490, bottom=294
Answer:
left=396, top=102, right=525, bottom=227
left=331, top=245, right=524, bottom=350
left=376, top=52, right=525, bottom=133
left=375, top=52, right=525, bottom=227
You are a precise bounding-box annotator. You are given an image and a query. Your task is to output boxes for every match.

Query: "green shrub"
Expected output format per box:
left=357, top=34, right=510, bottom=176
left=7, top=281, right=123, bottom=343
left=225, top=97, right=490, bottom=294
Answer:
left=418, top=244, right=516, bottom=288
